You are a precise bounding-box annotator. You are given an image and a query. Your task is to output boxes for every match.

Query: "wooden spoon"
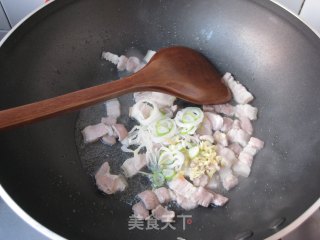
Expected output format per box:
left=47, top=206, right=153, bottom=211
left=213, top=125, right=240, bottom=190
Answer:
left=0, top=46, right=231, bottom=130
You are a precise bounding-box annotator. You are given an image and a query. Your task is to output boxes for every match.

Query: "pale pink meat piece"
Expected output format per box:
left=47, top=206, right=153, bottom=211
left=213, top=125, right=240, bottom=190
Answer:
left=117, top=55, right=128, bottom=71
left=121, top=154, right=147, bottom=178
left=238, top=151, right=254, bottom=167
left=233, top=161, right=251, bottom=177
left=202, top=105, right=215, bottom=112
left=143, top=50, right=156, bottom=63
left=176, top=194, right=198, bottom=210
left=153, top=187, right=172, bottom=204
left=213, top=103, right=235, bottom=116
left=132, top=201, right=150, bottom=220
left=229, top=143, right=243, bottom=156
left=137, top=190, right=160, bottom=210
left=112, top=124, right=128, bottom=141
left=213, top=131, right=228, bottom=147
left=168, top=177, right=228, bottom=207
left=217, top=147, right=236, bottom=168
left=222, top=73, right=254, bottom=104
left=133, top=92, right=153, bottom=103
left=95, top=162, right=127, bottom=194
left=196, top=115, right=213, bottom=136
left=193, top=187, right=214, bottom=207
left=221, top=117, right=234, bottom=132
left=248, top=137, right=264, bottom=150
left=232, top=119, right=241, bottom=129
left=205, top=112, right=224, bottom=131
left=101, top=135, right=117, bottom=146
left=192, top=174, right=209, bottom=187
left=95, top=161, right=110, bottom=177
left=206, top=175, right=220, bottom=190
left=239, top=116, right=253, bottom=135
left=150, top=92, right=176, bottom=107
left=152, top=205, right=175, bottom=223
left=235, top=104, right=258, bottom=120
left=233, top=137, right=264, bottom=177
left=82, top=123, right=110, bottom=143
left=167, top=177, right=197, bottom=199
left=227, top=128, right=250, bottom=147
left=101, top=116, right=117, bottom=126
left=126, top=56, right=141, bottom=72
left=219, top=167, right=239, bottom=191
left=105, top=98, right=121, bottom=119
left=209, top=190, right=229, bottom=206
left=242, top=137, right=264, bottom=156
left=101, top=52, right=119, bottom=64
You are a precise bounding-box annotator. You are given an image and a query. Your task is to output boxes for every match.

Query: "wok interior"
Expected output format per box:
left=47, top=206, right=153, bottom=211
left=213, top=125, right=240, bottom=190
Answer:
left=0, top=0, right=319, bottom=239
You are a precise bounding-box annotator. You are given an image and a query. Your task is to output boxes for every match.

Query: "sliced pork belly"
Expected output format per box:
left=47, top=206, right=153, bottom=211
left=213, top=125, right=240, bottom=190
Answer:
left=121, top=154, right=147, bottom=178
left=82, top=123, right=110, bottom=143
left=95, top=162, right=127, bottom=194
left=228, top=143, right=243, bottom=156
left=101, top=52, right=119, bottom=65
left=238, top=151, right=254, bottom=168
left=213, top=103, right=235, bottom=117
left=117, top=55, right=128, bottom=71
left=217, top=147, right=237, bottom=168
left=133, top=91, right=153, bottom=103
left=132, top=201, right=150, bottom=220
left=213, top=131, right=228, bottom=147
left=233, top=161, right=251, bottom=177
left=233, top=137, right=264, bottom=177
left=222, top=72, right=254, bottom=104
left=192, top=174, right=209, bottom=187
left=126, top=56, right=141, bottom=72
left=133, top=92, right=175, bottom=108
left=143, top=50, right=156, bottom=63
left=196, top=115, right=213, bottom=136
left=101, top=116, right=117, bottom=126
left=153, top=187, right=172, bottom=204
left=193, top=187, right=214, bottom=207
left=205, top=112, right=224, bottom=131
left=206, top=175, right=220, bottom=190
left=235, top=104, right=258, bottom=120
left=168, top=177, right=228, bottom=208
left=239, top=116, right=253, bottom=135
left=176, top=194, right=198, bottom=210
left=137, top=190, right=160, bottom=210
left=248, top=137, right=264, bottom=151
left=101, top=135, right=117, bottom=146
left=151, top=92, right=176, bottom=107
left=221, top=117, right=234, bottom=132
left=152, top=205, right=175, bottom=223
left=209, top=190, right=229, bottom=206
left=105, top=98, right=121, bottom=119
left=227, top=128, right=250, bottom=147
left=167, top=177, right=197, bottom=199
left=112, top=124, right=128, bottom=141
left=202, top=105, right=215, bottom=112
left=219, top=167, right=239, bottom=191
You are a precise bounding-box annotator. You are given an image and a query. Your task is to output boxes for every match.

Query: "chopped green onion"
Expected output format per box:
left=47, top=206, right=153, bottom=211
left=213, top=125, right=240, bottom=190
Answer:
left=151, top=172, right=165, bottom=188
left=162, top=169, right=176, bottom=180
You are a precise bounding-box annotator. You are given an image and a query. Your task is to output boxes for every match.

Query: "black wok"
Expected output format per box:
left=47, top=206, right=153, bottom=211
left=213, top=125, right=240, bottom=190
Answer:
left=0, top=0, right=319, bottom=239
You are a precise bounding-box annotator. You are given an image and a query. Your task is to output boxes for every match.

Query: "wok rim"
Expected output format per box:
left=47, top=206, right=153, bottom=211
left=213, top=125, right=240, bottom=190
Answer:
left=0, top=0, right=319, bottom=239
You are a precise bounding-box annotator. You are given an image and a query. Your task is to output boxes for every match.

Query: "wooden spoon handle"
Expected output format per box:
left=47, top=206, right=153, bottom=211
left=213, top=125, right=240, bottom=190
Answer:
left=0, top=77, right=144, bottom=131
